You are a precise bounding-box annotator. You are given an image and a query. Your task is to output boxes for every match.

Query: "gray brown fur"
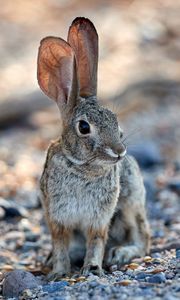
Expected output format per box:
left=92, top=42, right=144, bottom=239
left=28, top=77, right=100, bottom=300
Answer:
left=37, top=17, right=150, bottom=280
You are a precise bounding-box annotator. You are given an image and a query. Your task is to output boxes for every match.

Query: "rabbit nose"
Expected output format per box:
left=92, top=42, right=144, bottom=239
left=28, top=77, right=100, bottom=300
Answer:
left=105, top=143, right=127, bottom=159
left=113, top=143, right=127, bottom=158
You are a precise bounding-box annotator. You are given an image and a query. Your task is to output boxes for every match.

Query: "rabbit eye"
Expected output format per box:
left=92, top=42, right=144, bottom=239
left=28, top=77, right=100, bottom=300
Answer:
left=120, top=132, right=123, bottom=139
left=78, top=120, right=91, bottom=135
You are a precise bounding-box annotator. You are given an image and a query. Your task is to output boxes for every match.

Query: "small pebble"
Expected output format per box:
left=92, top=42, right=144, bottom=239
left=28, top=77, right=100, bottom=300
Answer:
left=68, top=278, right=77, bottom=283
left=42, top=281, right=69, bottom=293
left=115, top=279, right=132, bottom=286
left=3, top=265, right=14, bottom=271
left=126, top=269, right=134, bottom=276
left=176, top=249, right=180, bottom=259
left=109, top=264, right=118, bottom=272
left=75, top=276, right=86, bottom=282
left=22, top=241, right=41, bottom=251
left=153, top=258, right=163, bottom=264
left=147, top=272, right=166, bottom=284
left=165, top=272, right=174, bottom=279
left=151, top=253, right=162, bottom=258
left=153, top=229, right=165, bottom=238
left=174, top=285, right=180, bottom=293
left=168, top=180, right=180, bottom=195
left=89, top=280, right=98, bottom=288
left=25, top=232, right=40, bottom=242
left=0, top=198, right=28, bottom=218
left=20, top=288, right=34, bottom=298
left=128, top=263, right=139, bottom=270
left=143, top=256, right=153, bottom=263
left=0, top=207, right=5, bottom=219
left=149, top=268, right=165, bottom=274
left=135, top=272, right=147, bottom=280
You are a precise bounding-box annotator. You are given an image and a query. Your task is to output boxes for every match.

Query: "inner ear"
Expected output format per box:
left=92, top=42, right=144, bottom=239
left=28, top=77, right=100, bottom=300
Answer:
left=37, top=36, right=78, bottom=115
left=68, top=17, right=98, bottom=98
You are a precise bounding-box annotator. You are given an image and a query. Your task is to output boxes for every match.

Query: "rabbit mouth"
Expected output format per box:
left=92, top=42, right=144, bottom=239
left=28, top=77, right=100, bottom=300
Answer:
left=103, top=157, right=124, bottom=165
left=83, top=147, right=127, bottom=166
left=89, top=155, right=125, bottom=166
left=104, top=147, right=127, bottom=163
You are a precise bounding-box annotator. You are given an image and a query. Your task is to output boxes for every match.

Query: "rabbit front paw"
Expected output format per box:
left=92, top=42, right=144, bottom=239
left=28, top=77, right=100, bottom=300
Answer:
left=106, top=245, right=143, bottom=267
left=81, top=264, right=103, bottom=277
left=46, top=270, right=70, bottom=282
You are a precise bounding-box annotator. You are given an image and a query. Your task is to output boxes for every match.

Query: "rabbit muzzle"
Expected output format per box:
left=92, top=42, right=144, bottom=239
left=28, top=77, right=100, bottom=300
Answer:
left=105, top=143, right=127, bottom=162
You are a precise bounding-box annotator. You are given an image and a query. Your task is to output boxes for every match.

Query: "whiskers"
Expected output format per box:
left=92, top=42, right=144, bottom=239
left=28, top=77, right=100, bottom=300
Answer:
left=85, top=154, right=97, bottom=166
left=121, top=127, right=142, bottom=149
left=78, top=126, right=142, bottom=170
left=124, top=155, right=131, bottom=165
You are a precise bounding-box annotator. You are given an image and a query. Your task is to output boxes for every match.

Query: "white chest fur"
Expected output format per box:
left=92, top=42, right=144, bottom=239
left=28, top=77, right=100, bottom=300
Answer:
left=47, top=155, right=120, bottom=230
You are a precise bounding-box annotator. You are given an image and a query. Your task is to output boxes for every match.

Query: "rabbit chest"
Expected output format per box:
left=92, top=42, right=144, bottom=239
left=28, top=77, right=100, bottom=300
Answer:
left=45, top=154, right=120, bottom=229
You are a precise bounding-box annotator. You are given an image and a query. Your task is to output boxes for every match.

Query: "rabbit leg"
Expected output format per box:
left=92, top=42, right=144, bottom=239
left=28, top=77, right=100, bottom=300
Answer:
left=47, top=222, right=71, bottom=281
left=81, top=228, right=108, bottom=276
left=105, top=207, right=150, bottom=268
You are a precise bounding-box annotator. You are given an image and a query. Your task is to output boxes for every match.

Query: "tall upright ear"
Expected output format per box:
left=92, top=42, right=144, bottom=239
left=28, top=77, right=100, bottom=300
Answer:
left=68, top=17, right=98, bottom=98
left=37, top=37, right=78, bottom=118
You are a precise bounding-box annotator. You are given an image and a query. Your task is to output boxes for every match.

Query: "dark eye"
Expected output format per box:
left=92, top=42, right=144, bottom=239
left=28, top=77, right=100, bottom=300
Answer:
left=78, top=120, right=91, bottom=135
left=120, top=132, right=123, bottom=139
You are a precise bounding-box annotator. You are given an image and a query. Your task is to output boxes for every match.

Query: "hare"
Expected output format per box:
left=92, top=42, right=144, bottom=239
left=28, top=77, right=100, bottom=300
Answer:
left=37, top=17, right=150, bottom=280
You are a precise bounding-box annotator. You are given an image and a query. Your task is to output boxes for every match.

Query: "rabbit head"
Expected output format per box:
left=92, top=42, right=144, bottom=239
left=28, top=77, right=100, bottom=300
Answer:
left=37, top=17, right=126, bottom=166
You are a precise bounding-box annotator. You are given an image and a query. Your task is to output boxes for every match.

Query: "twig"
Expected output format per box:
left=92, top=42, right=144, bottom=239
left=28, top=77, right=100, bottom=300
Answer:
left=151, top=242, right=180, bottom=253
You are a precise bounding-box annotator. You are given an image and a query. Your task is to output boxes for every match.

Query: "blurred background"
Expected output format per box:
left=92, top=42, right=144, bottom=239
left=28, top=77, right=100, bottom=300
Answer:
left=0, top=0, right=179, bottom=273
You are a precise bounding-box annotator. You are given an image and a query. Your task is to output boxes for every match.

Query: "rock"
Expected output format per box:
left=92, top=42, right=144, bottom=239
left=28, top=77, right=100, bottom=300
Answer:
left=2, top=270, right=39, bottom=298
left=88, top=280, right=99, bottom=288
left=164, top=294, right=180, bottom=300
left=19, top=218, right=32, bottom=231
left=22, top=241, right=41, bottom=251
left=147, top=272, right=166, bottom=284
left=143, top=256, right=153, bottom=263
left=109, top=264, right=118, bottom=272
left=165, top=272, right=174, bottom=279
left=17, top=189, right=41, bottom=209
left=126, top=269, right=134, bottom=277
left=5, top=230, right=24, bottom=242
left=153, top=229, right=165, bottom=238
left=25, top=232, right=40, bottom=242
left=128, top=141, right=162, bottom=169
left=127, top=262, right=139, bottom=270
left=176, top=249, right=180, bottom=259
left=135, top=272, right=147, bottom=280
left=20, top=288, right=36, bottom=299
left=0, top=207, right=5, bottom=219
left=167, top=180, right=180, bottom=195
left=151, top=257, right=163, bottom=265
left=151, top=253, right=162, bottom=259
left=116, top=279, right=132, bottom=286
left=0, top=197, right=28, bottom=219
left=174, top=285, right=180, bottom=293
left=42, top=281, right=69, bottom=293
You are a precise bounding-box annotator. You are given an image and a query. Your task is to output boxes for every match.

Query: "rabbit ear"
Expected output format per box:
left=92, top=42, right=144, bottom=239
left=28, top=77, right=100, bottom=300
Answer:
left=68, top=17, right=98, bottom=98
left=37, top=37, right=78, bottom=118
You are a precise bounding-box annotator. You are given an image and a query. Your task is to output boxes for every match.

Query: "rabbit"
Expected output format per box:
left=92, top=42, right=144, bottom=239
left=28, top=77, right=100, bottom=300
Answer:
left=37, top=17, right=150, bottom=280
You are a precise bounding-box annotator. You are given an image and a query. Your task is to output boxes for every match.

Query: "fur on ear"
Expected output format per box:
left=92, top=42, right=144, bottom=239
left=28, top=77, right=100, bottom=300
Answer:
left=37, top=37, right=78, bottom=117
left=68, top=17, right=98, bottom=98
